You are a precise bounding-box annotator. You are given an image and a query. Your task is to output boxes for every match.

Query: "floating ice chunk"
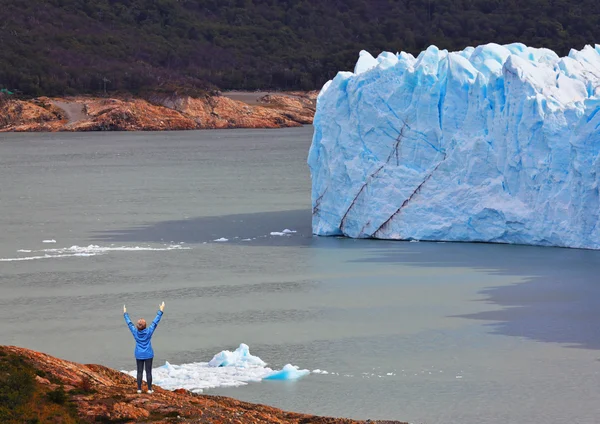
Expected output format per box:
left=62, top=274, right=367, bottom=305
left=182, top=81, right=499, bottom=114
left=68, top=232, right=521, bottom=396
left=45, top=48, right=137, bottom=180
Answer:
left=264, top=364, right=310, bottom=380
left=241, top=238, right=252, bottom=241
left=270, top=229, right=297, bottom=236
left=208, top=343, right=266, bottom=367
left=128, top=360, right=273, bottom=393
left=213, top=238, right=229, bottom=242
left=125, top=344, right=311, bottom=393
left=42, top=239, right=56, bottom=243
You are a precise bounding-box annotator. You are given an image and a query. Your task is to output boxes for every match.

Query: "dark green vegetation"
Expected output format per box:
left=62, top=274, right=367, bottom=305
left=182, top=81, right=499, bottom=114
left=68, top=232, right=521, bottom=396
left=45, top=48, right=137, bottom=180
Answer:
left=0, top=350, right=35, bottom=421
left=0, top=348, right=78, bottom=424
left=1, top=0, right=599, bottom=96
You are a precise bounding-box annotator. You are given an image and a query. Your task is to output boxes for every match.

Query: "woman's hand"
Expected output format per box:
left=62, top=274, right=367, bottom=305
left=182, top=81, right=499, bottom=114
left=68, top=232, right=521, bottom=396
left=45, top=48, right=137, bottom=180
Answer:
left=124, top=305, right=127, bottom=313
left=159, top=301, right=165, bottom=312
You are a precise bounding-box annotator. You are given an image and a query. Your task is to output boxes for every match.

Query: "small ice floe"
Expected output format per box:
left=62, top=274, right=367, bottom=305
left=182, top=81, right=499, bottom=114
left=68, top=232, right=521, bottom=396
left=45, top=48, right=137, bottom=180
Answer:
left=42, top=239, right=57, bottom=243
left=409, top=239, right=419, bottom=243
left=456, top=375, right=463, bottom=379
left=264, top=364, right=309, bottom=380
left=241, top=238, right=252, bottom=241
left=269, top=229, right=297, bottom=236
left=125, top=343, right=310, bottom=393
left=213, top=238, right=229, bottom=242
left=312, top=369, right=329, bottom=375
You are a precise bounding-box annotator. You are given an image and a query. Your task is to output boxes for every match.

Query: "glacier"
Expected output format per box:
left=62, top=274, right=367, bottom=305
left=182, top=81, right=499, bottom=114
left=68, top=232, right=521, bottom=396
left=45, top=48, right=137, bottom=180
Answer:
left=308, top=43, right=600, bottom=249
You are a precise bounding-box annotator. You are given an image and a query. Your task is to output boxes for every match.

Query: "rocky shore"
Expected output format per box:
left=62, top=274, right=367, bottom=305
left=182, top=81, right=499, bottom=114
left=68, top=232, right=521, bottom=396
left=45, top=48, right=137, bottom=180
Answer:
left=0, top=91, right=316, bottom=132
left=0, top=345, right=405, bottom=423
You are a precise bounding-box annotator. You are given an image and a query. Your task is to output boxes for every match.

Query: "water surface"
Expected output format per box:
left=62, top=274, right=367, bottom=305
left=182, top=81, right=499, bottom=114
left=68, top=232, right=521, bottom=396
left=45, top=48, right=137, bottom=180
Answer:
left=1, top=128, right=599, bottom=424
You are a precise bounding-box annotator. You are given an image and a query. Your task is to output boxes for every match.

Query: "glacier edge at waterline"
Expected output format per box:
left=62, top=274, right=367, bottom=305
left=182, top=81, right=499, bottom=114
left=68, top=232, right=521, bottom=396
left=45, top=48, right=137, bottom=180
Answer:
left=308, top=43, right=600, bottom=249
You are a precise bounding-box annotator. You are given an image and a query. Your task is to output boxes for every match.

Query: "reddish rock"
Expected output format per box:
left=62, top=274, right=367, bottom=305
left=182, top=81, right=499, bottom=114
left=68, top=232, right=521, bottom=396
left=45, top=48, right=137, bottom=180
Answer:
left=0, top=345, right=405, bottom=424
left=0, top=92, right=316, bottom=132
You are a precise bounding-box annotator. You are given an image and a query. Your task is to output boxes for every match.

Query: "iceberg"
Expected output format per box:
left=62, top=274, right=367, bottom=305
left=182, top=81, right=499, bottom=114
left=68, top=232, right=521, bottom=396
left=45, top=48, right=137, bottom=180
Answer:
left=308, top=43, right=600, bottom=249
left=207, top=343, right=266, bottom=367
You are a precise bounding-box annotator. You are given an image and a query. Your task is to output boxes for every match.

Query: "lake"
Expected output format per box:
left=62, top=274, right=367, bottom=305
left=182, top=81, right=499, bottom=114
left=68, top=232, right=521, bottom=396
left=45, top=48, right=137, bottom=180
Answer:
left=1, top=127, right=599, bottom=423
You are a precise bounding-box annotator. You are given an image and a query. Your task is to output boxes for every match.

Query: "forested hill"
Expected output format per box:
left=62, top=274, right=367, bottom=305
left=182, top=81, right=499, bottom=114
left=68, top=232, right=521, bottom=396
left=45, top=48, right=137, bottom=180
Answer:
left=1, top=0, right=599, bottom=97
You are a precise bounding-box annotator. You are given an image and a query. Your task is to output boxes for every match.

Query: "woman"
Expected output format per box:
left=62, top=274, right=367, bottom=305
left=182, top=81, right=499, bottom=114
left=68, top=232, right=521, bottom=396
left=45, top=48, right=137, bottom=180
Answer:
left=124, top=302, right=165, bottom=394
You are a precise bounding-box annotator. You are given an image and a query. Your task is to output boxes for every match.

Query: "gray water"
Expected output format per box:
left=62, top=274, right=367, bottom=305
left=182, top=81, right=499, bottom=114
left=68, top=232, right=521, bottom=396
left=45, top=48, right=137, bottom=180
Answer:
left=1, top=127, right=600, bottom=424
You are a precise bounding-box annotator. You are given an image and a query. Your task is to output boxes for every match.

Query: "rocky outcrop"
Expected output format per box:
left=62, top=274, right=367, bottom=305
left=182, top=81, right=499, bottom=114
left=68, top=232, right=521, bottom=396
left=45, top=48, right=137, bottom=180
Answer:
left=0, top=92, right=316, bottom=132
left=0, top=97, right=65, bottom=131
left=0, top=345, right=405, bottom=424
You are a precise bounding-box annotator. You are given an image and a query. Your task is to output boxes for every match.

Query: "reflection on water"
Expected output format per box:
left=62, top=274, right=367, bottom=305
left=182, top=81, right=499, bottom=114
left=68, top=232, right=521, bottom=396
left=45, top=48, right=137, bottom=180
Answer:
left=350, top=242, right=600, bottom=350
left=92, top=209, right=313, bottom=246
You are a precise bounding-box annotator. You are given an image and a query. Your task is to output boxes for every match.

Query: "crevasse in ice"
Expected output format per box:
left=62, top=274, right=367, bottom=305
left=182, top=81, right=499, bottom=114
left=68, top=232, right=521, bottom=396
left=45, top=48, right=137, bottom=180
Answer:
left=308, top=43, right=600, bottom=249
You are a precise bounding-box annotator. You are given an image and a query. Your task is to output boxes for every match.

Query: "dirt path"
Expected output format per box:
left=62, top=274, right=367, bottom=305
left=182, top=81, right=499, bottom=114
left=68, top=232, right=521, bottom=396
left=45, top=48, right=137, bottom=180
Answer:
left=51, top=100, right=88, bottom=124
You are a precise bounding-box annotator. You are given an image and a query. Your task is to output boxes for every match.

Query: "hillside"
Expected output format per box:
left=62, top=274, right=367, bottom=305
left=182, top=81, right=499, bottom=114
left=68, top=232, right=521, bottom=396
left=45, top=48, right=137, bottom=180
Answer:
left=0, top=345, right=405, bottom=423
left=0, top=91, right=317, bottom=131
left=1, top=0, right=600, bottom=97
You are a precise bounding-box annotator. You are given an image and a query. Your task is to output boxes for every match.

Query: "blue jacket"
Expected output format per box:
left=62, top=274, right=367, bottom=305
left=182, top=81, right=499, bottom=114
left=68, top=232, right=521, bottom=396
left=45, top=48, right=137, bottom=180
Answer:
left=124, top=310, right=163, bottom=360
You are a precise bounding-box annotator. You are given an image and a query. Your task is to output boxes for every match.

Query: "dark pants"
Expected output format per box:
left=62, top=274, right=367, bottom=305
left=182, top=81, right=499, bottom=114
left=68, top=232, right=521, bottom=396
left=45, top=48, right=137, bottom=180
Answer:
left=136, top=358, right=153, bottom=390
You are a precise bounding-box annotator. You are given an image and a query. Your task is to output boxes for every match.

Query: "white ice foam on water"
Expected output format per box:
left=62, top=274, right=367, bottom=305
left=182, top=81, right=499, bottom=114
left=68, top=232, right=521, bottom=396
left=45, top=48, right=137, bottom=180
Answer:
left=38, top=244, right=190, bottom=254
left=0, top=253, right=96, bottom=262
left=124, top=344, right=309, bottom=393
left=2, top=244, right=189, bottom=262
left=213, top=238, right=229, bottom=242
left=42, top=239, right=57, bottom=243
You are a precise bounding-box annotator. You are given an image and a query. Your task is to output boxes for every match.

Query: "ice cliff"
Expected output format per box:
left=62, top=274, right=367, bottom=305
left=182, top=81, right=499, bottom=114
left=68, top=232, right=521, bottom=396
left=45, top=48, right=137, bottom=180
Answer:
left=308, top=43, right=600, bottom=249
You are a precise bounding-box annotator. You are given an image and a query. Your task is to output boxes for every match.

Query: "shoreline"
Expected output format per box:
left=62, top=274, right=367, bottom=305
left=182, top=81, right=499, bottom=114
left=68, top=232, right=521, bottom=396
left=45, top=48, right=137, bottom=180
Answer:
left=0, top=91, right=317, bottom=133
left=0, top=345, right=405, bottom=423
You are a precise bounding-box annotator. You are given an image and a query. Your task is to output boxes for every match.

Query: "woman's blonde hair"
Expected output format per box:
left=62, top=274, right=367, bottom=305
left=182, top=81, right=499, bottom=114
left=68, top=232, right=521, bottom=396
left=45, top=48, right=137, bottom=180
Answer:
left=136, top=319, right=147, bottom=330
